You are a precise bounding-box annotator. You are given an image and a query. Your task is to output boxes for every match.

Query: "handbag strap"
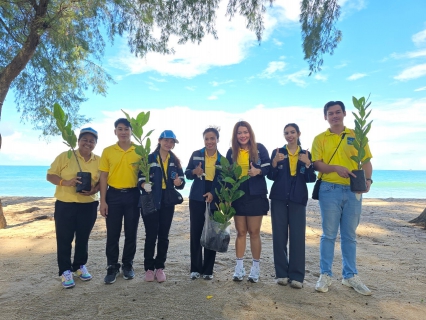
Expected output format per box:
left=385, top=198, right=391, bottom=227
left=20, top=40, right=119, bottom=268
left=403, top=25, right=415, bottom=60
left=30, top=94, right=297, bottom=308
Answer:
left=318, top=132, right=347, bottom=180
left=158, top=155, right=169, bottom=187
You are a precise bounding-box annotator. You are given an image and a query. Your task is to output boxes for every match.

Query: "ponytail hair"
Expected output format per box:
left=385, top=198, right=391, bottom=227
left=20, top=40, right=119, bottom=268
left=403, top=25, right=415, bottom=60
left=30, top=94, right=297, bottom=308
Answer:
left=284, top=123, right=302, bottom=147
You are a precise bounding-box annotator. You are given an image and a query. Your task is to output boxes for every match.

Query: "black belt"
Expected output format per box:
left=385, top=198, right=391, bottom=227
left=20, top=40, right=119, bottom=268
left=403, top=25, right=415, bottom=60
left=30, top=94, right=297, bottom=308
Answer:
left=108, top=186, right=138, bottom=193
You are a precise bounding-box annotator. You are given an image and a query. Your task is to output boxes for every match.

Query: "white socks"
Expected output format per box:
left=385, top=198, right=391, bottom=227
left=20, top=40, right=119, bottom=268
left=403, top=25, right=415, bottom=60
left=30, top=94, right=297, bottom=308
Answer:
left=252, top=259, right=260, bottom=269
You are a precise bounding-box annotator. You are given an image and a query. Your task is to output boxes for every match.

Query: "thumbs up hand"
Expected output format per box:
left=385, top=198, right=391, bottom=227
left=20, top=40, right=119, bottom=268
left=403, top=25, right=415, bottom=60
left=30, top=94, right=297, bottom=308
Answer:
left=193, top=162, right=204, bottom=176
left=248, top=162, right=261, bottom=177
left=272, top=148, right=284, bottom=168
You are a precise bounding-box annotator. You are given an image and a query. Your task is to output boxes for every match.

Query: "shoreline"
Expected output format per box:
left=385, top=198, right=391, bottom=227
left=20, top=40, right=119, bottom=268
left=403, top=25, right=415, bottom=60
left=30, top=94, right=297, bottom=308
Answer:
left=1, top=197, right=426, bottom=319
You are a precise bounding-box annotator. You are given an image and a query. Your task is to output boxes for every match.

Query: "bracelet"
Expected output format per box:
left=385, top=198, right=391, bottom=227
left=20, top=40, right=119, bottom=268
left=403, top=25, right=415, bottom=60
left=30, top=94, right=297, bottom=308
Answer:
left=59, top=179, right=64, bottom=186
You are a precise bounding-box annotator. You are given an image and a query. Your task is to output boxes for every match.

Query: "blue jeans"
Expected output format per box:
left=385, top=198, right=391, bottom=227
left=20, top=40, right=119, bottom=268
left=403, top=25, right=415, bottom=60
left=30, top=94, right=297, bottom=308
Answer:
left=319, top=181, right=362, bottom=279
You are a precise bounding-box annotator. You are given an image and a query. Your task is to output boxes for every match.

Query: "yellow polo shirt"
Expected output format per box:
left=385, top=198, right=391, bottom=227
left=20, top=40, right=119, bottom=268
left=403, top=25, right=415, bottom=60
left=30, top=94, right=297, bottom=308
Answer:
left=205, top=151, right=217, bottom=181
left=286, top=145, right=300, bottom=176
left=47, top=150, right=100, bottom=203
left=311, top=127, right=373, bottom=185
left=157, top=153, right=170, bottom=189
left=99, top=143, right=140, bottom=188
left=237, top=149, right=250, bottom=177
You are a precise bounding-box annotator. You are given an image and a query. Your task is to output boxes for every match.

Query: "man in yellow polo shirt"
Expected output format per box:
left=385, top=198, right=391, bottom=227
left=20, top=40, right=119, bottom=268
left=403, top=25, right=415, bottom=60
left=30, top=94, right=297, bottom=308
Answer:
left=311, top=101, right=373, bottom=296
left=99, top=118, right=141, bottom=284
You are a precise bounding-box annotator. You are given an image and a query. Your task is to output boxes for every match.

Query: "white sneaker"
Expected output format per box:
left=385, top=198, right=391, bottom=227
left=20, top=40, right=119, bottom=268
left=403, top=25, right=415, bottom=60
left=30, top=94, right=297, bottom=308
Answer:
left=190, top=272, right=200, bottom=280
left=247, top=266, right=260, bottom=283
left=315, top=274, right=332, bottom=293
left=233, top=265, right=246, bottom=281
left=342, top=275, right=372, bottom=296
left=290, top=280, right=303, bottom=289
left=276, top=278, right=289, bottom=286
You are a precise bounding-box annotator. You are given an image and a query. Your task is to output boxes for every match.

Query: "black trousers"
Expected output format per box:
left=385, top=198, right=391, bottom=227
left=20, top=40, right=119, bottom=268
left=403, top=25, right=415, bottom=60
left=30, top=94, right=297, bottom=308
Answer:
left=54, top=200, right=98, bottom=276
left=105, top=187, right=140, bottom=269
left=189, top=199, right=217, bottom=275
left=141, top=196, right=174, bottom=271
left=270, top=199, right=306, bottom=282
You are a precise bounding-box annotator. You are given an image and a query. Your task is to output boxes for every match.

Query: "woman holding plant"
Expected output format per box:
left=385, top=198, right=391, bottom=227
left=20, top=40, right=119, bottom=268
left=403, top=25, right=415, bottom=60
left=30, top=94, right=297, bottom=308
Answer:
left=226, top=121, right=270, bottom=283
left=139, top=130, right=185, bottom=283
left=46, top=127, right=100, bottom=289
left=267, top=123, right=316, bottom=289
left=185, top=127, right=223, bottom=280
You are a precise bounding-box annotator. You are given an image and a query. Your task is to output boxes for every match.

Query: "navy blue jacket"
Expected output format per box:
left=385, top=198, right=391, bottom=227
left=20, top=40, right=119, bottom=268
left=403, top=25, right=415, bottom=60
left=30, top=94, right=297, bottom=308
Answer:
left=267, top=146, right=316, bottom=206
left=138, top=151, right=185, bottom=210
left=185, top=148, right=223, bottom=210
left=226, top=143, right=270, bottom=196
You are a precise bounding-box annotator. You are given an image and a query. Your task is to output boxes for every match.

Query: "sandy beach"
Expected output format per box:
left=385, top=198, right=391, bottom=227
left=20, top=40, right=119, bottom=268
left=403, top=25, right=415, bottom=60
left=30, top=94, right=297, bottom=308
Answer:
left=1, top=196, right=426, bottom=320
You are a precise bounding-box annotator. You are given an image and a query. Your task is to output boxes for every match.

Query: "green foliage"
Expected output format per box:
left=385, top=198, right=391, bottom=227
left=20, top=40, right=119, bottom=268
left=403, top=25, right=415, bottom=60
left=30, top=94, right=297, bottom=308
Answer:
left=122, top=110, right=154, bottom=184
left=300, top=0, right=342, bottom=74
left=47, top=103, right=82, bottom=171
left=1, top=0, right=341, bottom=138
left=213, top=157, right=250, bottom=229
left=351, top=96, right=373, bottom=170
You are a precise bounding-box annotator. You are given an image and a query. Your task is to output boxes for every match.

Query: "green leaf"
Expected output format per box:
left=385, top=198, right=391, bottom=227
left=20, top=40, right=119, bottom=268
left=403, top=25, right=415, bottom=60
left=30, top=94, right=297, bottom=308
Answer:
left=224, top=177, right=236, bottom=184
left=121, top=109, right=131, bottom=122
left=361, top=157, right=371, bottom=166
left=67, top=150, right=72, bottom=159
left=231, top=190, right=245, bottom=202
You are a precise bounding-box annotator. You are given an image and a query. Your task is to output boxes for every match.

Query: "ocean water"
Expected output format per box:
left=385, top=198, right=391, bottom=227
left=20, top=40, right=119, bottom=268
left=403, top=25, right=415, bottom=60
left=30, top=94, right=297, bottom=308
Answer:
left=0, top=166, right=425, bottom=199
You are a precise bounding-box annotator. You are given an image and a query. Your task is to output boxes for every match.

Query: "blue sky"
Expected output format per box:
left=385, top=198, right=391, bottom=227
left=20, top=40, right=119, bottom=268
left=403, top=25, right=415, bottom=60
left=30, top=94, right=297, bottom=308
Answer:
left=1, top=0, right=426, bottom=170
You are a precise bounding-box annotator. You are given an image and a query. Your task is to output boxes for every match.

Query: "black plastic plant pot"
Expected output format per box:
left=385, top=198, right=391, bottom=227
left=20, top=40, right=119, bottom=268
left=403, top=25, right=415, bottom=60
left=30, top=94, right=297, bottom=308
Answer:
left=350, top=169, right=367, bottom=192
left=141, top=193, right=156, bottom=216
left=76, top=172, right=92, bottom=193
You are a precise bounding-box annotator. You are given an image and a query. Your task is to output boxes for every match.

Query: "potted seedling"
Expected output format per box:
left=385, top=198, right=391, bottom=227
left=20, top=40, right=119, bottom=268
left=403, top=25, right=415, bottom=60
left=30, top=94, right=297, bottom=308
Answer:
left=122, top=110, right=155, bottom=215
left=200, top=157, right=249, bottom=253
left=49, top=103, right=91, bottom=192
left=349, top=96, right=373, bottom=193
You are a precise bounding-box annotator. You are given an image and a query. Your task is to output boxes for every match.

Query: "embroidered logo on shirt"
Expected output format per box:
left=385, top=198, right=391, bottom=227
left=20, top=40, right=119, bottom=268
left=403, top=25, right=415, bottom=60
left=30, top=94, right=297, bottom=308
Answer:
left=347, top=137, right=355, bottom=145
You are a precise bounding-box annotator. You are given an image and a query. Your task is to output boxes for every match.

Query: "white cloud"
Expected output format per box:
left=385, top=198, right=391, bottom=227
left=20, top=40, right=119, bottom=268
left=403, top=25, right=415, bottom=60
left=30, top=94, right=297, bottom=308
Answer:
left=108, top=0, right=300, bottom=78
left=314, top=74, right=327, bottom=81
left=414, top=86, right=426, bottom=92
left=339, top=0, right=366, bottom=18
left=185, top=86, right=196, bottom=91
left=335, top=63, right=348, bottom=69
left=3, top=98, right=426, bottom=170
left=145, top=81, right=160, bottom=91
left=347, top=73, right=367, bottom=80
left=390, top=49, right=426, bottom=59
left=412, top=29, right=426, bottom=46
left=394, top=63, right=426, bottom=81
left=210, top=80, right=234, bottom=87
left=273, top=38, right=283, bottom=46
left=207, top=89, right=226, bottom=100
left=278, top=70, right=310, bottom=87
left=261, top=61, right=286, bottom=78
left=149, top=76, right=167, bottom=82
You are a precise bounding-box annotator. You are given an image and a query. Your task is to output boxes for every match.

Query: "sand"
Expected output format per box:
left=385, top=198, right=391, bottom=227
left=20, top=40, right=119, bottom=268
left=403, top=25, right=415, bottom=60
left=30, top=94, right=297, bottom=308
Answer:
left=1, top=197, right=426, bottom=320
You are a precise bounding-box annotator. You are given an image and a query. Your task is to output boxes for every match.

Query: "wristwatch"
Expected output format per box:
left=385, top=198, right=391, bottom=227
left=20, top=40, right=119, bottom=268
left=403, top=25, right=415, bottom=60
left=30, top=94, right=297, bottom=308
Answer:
left=366, top=178, right=373, bottom=184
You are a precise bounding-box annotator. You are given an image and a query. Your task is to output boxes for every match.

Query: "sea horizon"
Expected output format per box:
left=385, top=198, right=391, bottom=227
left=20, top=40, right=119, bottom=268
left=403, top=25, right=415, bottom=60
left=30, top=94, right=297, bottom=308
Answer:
left=1, top=166, right=426, bottom=199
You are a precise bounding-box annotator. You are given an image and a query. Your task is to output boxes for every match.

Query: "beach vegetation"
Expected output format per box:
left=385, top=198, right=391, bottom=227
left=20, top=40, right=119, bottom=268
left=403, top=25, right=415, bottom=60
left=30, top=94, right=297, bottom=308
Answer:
left=213, top=157, right=250, bottom=229
left=349, top=95, right=373, bottom=192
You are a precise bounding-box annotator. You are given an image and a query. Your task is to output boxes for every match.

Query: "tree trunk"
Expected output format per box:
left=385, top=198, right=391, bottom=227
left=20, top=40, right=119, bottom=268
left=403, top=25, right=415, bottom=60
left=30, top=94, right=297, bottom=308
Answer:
left=0, top=0, right=49, bottom=150
left=0, top=199, right=7, bottom=229
left=409, top=207, right=426, bottom=226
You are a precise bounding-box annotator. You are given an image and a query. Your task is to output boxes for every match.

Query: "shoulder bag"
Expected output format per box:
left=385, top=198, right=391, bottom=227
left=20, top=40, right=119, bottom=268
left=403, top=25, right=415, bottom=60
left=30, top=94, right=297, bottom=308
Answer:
left=312, top=133, right=346, bottom=200
left=159, top=156, right=184, bottom=207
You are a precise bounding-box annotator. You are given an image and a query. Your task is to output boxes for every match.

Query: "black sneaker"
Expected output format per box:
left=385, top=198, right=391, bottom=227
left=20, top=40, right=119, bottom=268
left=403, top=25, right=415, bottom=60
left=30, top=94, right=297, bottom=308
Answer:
left=122, top=267, right=135, bottom=280
left=104, top=266, right=119, bottom=284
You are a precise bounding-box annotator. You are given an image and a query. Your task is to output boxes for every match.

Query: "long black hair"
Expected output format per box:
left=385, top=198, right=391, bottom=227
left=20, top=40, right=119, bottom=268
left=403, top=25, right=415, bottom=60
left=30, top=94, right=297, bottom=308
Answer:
left=284, top=123, right=302, bottom=147
left=154, top=142, right=182, bottom=169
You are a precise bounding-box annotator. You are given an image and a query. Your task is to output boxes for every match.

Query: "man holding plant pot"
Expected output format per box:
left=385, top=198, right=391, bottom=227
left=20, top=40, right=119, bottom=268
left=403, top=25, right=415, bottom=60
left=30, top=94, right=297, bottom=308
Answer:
left=311, top=101, right=373, bottom=296
left=99, top=118, right=141, bottom=284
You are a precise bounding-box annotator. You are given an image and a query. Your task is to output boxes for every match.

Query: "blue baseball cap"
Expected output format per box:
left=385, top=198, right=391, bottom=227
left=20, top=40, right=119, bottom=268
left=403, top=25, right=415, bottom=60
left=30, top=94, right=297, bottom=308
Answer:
left=158, top=130, right=179, bottom=143
left=79, top=127, right=98, bottom=139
